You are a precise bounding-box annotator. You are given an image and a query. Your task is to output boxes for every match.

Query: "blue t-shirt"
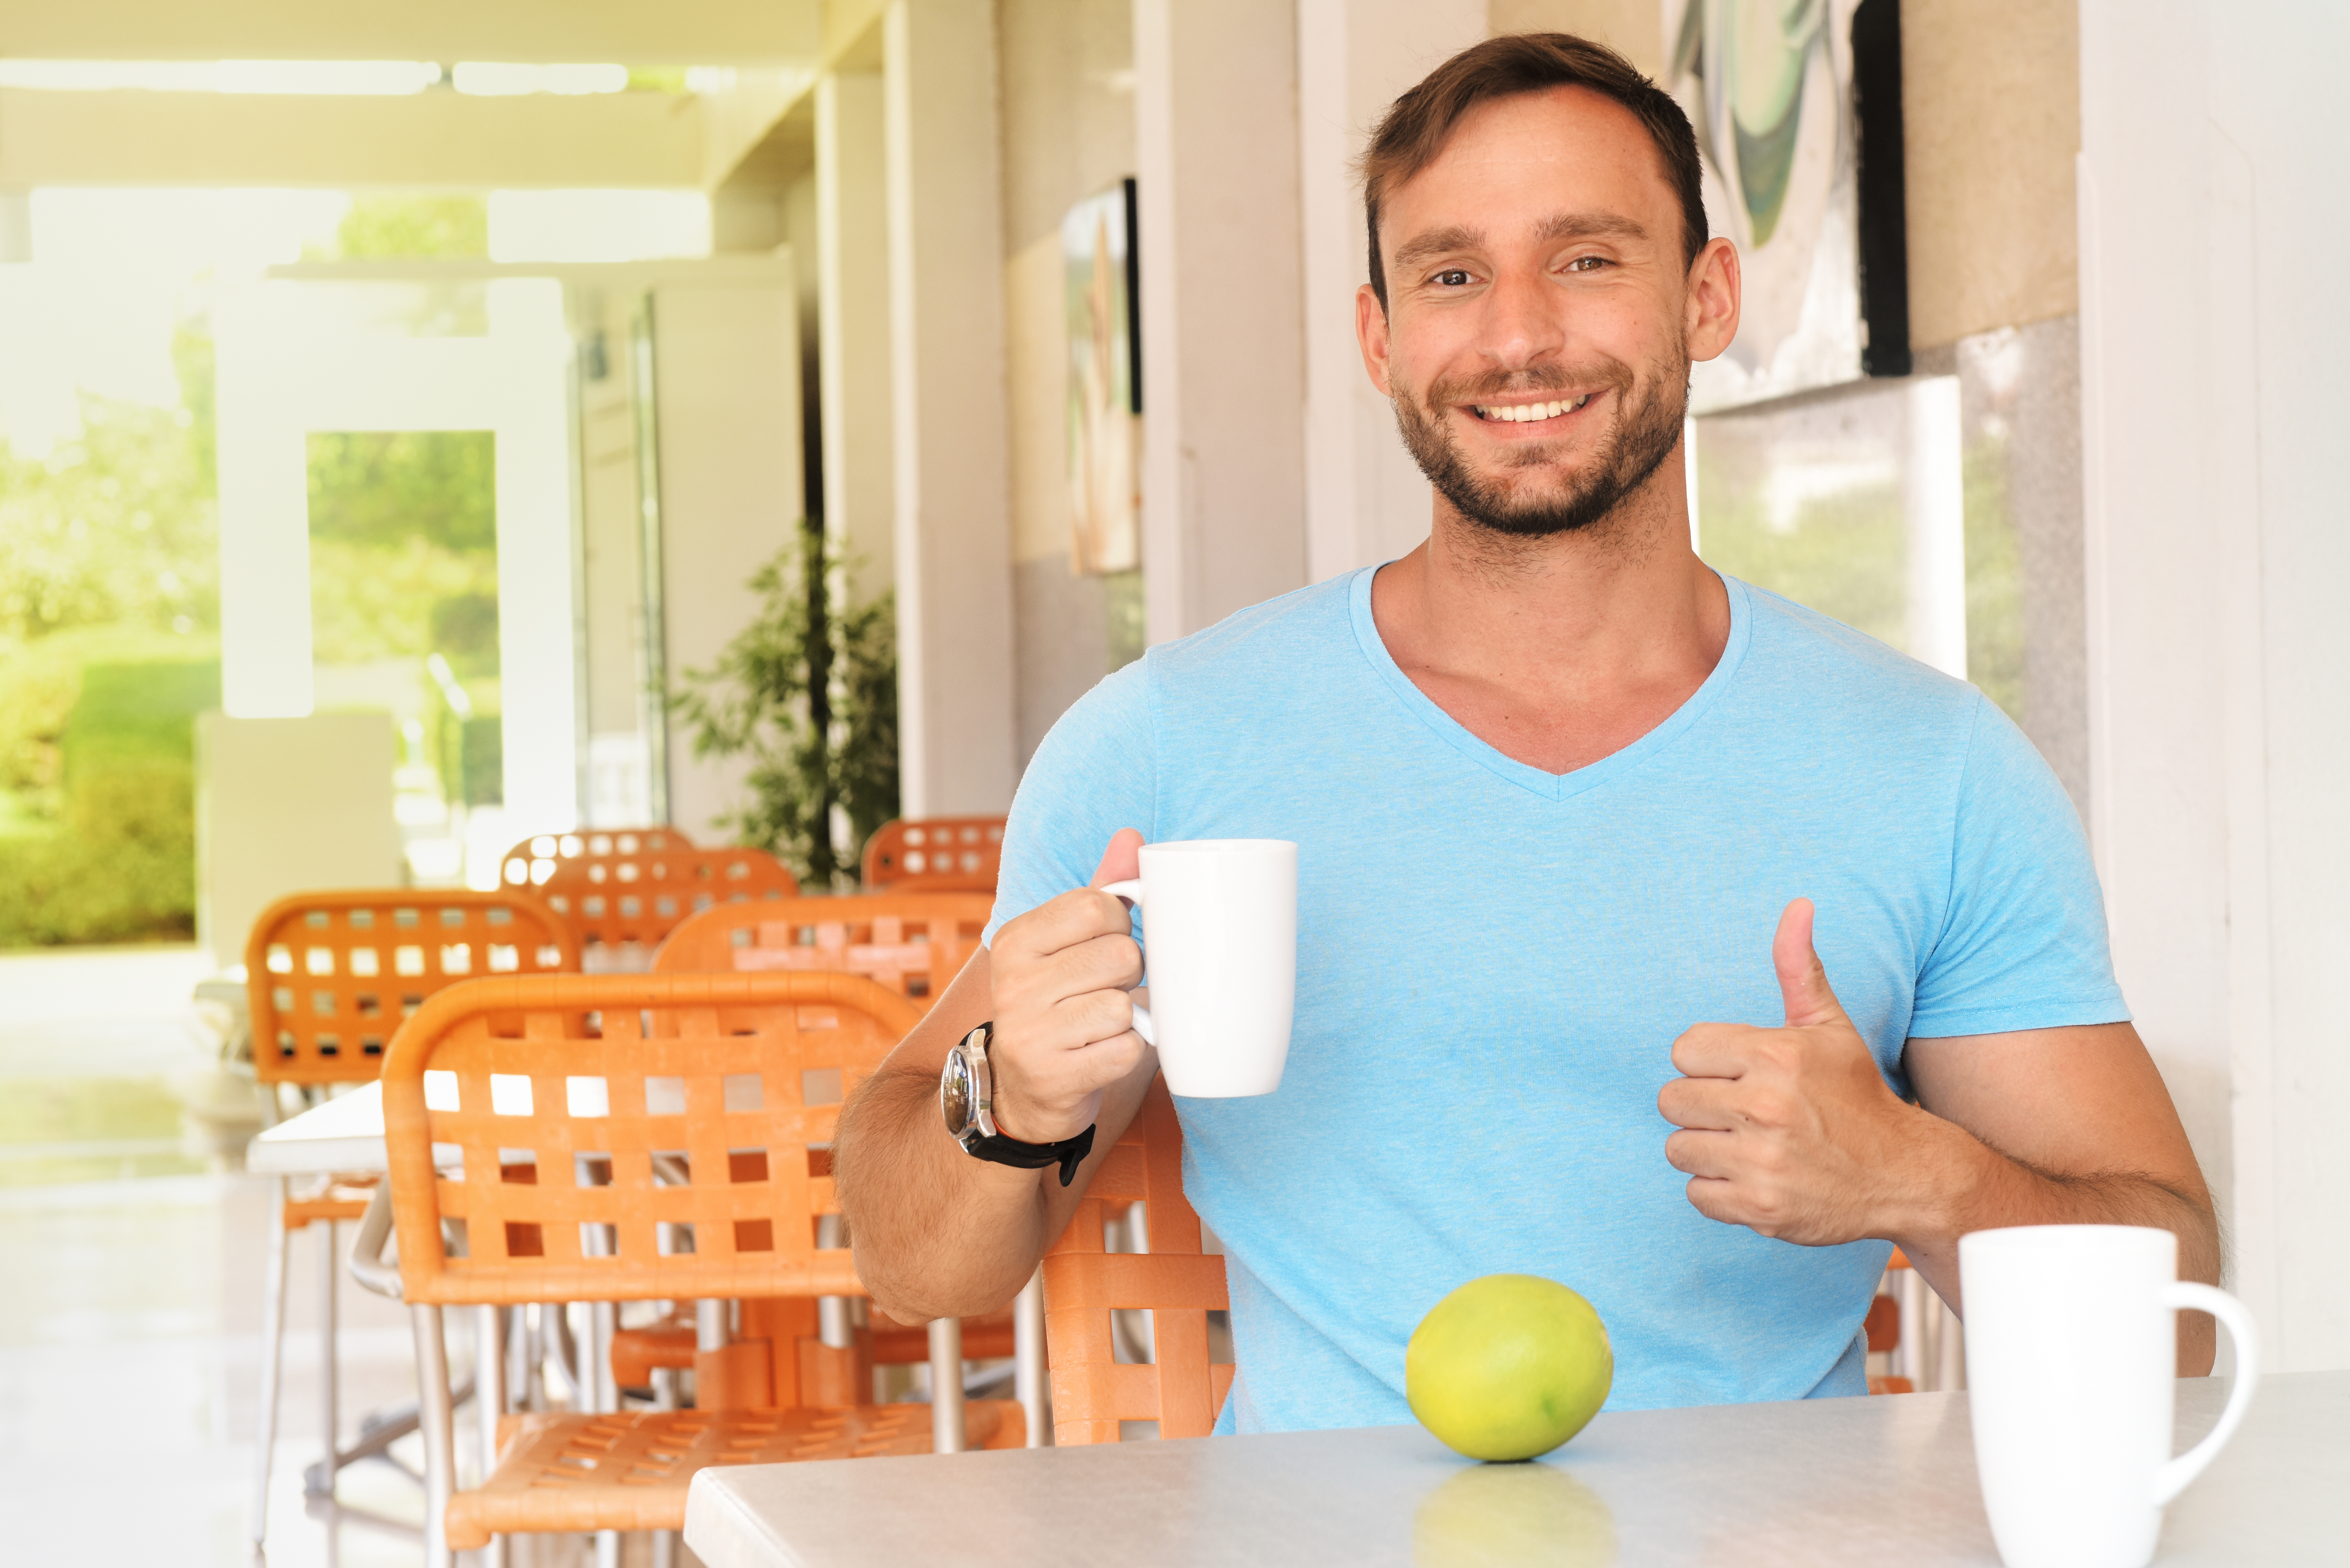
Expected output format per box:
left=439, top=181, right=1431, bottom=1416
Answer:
left=986, top=567, right=2127, bottom=1433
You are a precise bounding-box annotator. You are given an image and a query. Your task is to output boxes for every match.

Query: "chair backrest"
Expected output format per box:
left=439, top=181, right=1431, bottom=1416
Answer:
left=1040, top=1076, right=1234, bottom=1444
left=246, top=889, right=579, bottom=1086
left=516, top=835, right=798, bottom=962
left=860, top=817, right=1006, bottom=893
left=501, top=827, right=694, bottom=892
left=649, top=892, right=992, bottom=1009
left=380, top=971, right=920, bottom=1308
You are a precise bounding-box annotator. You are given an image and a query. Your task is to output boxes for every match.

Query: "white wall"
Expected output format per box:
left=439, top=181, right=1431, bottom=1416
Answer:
left=1134, top=0, right=1309, bottom=642
left=649, top=267, right=804, bottom=842
left=2080, top=0, right=2350, bottom=1371
left=1296, top=0, right=1485, bottom=583
left=885, top=0, right=1020, bottom=815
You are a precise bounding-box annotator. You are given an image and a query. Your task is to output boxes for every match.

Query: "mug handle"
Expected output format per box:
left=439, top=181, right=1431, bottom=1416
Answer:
left=1098, top=879, right=1157, bottom=1047
left=2150, top=1282, right=2262, bottom=1505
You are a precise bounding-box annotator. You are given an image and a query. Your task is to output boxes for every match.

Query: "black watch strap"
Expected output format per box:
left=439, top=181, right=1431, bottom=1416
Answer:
left=965, top=1124, right=1097, bottom=1187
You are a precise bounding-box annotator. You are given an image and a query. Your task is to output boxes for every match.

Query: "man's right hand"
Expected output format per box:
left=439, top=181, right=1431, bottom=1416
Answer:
left=984, top=827, right=1154, bottom=1143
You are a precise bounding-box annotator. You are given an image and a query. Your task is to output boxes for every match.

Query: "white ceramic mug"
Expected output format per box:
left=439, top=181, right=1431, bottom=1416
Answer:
left=1960, top=1224, right=2260, bottom=1568
left=1101, top=838, right=1296, bottom=1097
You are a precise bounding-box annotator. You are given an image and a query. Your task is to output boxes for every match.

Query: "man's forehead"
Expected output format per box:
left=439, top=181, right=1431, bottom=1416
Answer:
left=1378, top=84, right=1669, bottom=238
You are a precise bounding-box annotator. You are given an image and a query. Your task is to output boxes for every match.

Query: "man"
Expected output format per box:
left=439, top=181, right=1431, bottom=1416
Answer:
left=836, top=34, right=2216, bottom=1431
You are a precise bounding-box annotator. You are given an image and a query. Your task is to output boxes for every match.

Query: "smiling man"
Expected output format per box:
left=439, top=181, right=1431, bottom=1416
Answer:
left=835, top=34, right=2217, bottom=1430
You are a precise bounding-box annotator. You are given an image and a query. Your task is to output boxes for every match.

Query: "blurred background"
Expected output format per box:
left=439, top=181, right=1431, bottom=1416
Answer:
left=1, top=2, right=2343, bottom=1564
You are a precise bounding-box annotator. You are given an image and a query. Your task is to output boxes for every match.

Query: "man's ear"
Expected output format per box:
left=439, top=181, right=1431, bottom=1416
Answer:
left=1684, top=237, right=1742, bottom=364
left=1355, top=283, right=1395, bottom=396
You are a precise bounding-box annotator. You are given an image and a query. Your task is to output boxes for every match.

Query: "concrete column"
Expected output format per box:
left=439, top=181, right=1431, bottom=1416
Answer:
left=1296, top=0, right=1487, bottom=583
left=1133, top=0, right=1309, bottom=643
left=2080, top=0, right=2350, bottom=1371
left=1902, top=375, right=1966, bottom=681
left=884, top=0, right=1017, bottom=815
left=818, top=68, right=897, bottom=607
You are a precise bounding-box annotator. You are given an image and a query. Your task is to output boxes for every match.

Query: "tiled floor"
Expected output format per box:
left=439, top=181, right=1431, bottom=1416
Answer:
left=0, top=946, right=694, bottom=1567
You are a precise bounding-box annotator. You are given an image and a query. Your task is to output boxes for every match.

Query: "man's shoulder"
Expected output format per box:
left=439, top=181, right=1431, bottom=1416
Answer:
left=1144, top=571, right=1362, bottom=681
left=1732, top=577, right=1983, bottom=733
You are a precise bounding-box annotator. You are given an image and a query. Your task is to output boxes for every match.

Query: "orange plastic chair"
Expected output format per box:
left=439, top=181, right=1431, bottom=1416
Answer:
left=364, top=972, right=1022, bottom=1564
left=610, top=892, right=1000, bottom=1398
left=244, top=888, right=577, bottom=1551
left=1867, top=1247, right=1917, bottom=1395
left=1040, top=1075, right=1235, bottom=1444
left=510, top=833, right=798, bottom=966
left=651, top=891, right=992, bottom=1008
left=860, top=816, right=1006, bottom=893
left=499, top=827, right=693, bottom=893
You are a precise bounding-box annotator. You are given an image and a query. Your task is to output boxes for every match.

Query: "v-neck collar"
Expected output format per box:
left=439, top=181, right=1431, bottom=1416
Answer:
left=1346, top=562, right=1753, bottom=803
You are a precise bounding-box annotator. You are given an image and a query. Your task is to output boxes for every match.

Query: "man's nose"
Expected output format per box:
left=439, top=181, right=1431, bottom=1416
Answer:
left=1475, top=265, right=1566, bottom=374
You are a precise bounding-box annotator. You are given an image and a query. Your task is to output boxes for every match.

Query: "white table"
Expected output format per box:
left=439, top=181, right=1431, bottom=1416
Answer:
left=247, top=1081, right=393, bottom=1175
left=684, top=1371, right=2347, bottom=1568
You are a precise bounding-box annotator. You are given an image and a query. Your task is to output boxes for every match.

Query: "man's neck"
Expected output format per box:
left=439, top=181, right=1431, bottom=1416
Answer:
left=1368, top=466, right=1732, bottom=777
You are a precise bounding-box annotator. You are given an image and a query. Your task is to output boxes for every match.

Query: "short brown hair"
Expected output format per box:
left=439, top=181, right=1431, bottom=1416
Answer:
left=1360, top=33, right=1707, bottom=310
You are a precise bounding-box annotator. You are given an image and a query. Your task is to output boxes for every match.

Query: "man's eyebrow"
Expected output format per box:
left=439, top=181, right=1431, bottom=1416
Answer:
left=1535, top=211, right=1649, bottom=245
left=1389, top=224, right=1484, bottom=275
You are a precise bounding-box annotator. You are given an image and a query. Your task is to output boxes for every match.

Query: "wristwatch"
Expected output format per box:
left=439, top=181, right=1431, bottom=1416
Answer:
left=940, top=1021, right=1096, bottom=1187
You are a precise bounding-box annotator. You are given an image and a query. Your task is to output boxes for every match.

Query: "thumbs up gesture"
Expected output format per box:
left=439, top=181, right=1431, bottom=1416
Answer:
left=1658, top=899, right=1928, bottom=1246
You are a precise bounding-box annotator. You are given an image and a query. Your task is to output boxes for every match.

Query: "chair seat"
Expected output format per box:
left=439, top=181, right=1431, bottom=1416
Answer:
left=283, top=1176, right=379, bottom=1231
left=445, top=1400, right=1025, bottom=1549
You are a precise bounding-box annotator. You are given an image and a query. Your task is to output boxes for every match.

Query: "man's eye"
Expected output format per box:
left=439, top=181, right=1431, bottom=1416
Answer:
left=1432, top=269, right=1472, bottom=287
left=1565, top=256, right=1607, bottom=273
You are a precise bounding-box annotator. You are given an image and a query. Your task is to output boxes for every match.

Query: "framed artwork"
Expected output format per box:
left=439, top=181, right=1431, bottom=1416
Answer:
left=1063, top=177, right=1141, bottom=576
left=1665, top=0, right=1874, bottom=412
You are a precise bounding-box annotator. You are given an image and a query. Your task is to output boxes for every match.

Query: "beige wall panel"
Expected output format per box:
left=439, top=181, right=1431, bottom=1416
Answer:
left=1903, top=0, right=2080, bottom=347
left=0, top=87, right=705, bottom=188
left=998, top=0, right=1137, bottom=253
left=1487, top=0, right=1664, bottom=78
left=1005, top=233, right=1073, bottom=568
left=0, top=0, right=818, bottom=63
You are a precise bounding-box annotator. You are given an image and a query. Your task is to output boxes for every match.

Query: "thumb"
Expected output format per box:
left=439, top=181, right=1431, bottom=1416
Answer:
left=1772, top=898, right=1848, bottom=1029
left=1088, top=827, right=1145, bottom=892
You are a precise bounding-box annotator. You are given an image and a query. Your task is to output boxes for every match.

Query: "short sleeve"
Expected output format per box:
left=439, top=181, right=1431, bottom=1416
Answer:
left=1907, top=697, right=2130, bottom=1038
left=983, top=657, right=1159, bottom=948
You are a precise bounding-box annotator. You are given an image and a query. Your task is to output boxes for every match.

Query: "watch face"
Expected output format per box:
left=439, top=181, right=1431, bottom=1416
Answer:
left=941, top=1048, right=975, bottom=1136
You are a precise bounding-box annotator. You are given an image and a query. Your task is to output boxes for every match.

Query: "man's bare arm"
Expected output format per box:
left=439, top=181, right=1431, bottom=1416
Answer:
left=1901, top=1021, right=2218, bottom=1372
left=834, top=831, right=1161, bottom=1323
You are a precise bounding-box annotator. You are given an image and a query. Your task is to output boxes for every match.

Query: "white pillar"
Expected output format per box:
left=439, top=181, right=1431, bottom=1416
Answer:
left=818, top=68, right=897, bottom=608
left=1902, top=375, right=1966, bottom=681
left=1296, top=0, right=1486, bottom=583
left=1133, top=0, right=1309, bottom=644
left=885, top=0, right=1017, bottom=815
left=2081, top=0, right=2350, bottom=1372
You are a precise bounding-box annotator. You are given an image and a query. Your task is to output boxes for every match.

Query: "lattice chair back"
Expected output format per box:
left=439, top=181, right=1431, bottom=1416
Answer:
left=517, top=836, right=798, bottom=965
left=650, top=892, right=993, bottom=1009
left=246, top=890, right=579, bottom=1086
left=501, top=828, right=694, bottom=893
left=381, top=972, right=919, bottom=1308
left=860, top=816, right=1006, bottom=893
left=1040, top=1076, right=1234, bottom=1443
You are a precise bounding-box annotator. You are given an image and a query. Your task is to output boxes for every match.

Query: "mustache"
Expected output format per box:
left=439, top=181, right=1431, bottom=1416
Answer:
left=1420, top=357, right=1636, bottom=408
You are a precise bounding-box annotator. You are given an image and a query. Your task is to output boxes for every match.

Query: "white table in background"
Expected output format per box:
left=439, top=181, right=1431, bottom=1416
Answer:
left=246, top=1082, right=391, bottom=1176
left=685, top=1371, right=2348, bottom=1568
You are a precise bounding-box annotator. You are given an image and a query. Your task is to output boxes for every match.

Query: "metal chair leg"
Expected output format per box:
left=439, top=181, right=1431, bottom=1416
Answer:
left=319, top=1216, right=339, bottom=1496
left=475, top=1305, right=508, bottom=1568
left=250, top=1178, right=292, bottom=1547
left=1014, top=1268, right=1048, bottom=1447
left=411, top=1304, right=455, bottom=1568
left=929, top=1317, right=966, bottom=1453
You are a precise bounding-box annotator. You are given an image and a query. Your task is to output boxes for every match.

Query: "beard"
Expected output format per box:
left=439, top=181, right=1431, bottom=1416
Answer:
left=1391, top=346, right=1689, bottom=539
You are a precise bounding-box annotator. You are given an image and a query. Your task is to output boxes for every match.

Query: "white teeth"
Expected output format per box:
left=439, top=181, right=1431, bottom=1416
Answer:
left=1476, top=396, right=1591, bottom=421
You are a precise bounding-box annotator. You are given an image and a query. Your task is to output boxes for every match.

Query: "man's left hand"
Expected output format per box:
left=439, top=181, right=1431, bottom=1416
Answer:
left=1658, top=898, right=1932, bottom=1246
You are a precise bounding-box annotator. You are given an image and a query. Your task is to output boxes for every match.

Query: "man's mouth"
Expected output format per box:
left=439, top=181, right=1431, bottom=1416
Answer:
left=1468, top=393, right=1595, bottom=424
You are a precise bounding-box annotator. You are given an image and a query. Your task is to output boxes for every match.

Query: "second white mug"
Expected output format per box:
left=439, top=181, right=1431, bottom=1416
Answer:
left=1961, top=1223, right=2260, bottom=1568
left=1101, top=838, right=1296, bottom=1097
